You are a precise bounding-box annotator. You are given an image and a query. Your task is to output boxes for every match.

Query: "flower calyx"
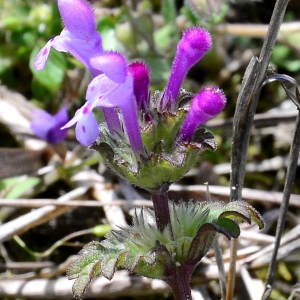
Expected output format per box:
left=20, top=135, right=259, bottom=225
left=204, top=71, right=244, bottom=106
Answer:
left=91, top=89, right=217, bottom=191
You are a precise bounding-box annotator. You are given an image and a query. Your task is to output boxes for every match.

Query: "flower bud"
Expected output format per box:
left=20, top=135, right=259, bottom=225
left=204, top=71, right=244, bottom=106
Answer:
left=161, top=27, right=212, bottom=111
left=180, top=87, right=226, bottom=141
left=129, top=62, right=150, bottom=111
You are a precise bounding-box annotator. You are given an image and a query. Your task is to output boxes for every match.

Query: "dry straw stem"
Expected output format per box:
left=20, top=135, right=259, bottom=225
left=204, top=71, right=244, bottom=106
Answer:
left=261, top=109, right=300, bottom=300
left=0, top=187, right=88, bottom=243
left=227, top=0, right=291, bottom=300
left=2, top=185, right=300, bottom=209
left=214, top=21, right=300, bottom=38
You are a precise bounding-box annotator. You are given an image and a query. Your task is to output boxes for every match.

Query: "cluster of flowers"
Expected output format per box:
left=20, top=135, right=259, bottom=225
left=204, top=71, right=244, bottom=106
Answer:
left=31, top=3, right=266, bottom=299
left=32, top=0, right=226, bottom=156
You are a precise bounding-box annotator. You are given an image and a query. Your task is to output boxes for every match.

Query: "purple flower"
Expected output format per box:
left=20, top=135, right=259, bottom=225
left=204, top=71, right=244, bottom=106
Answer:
left=62, top=52, right=144, bottom=154
left=31, top=107, right=69, bottom=144
left=160, top=28, right=212, bottom=111
left=129, top=62, right=150, bottom=111
left=180, top=87, right=226, bottom=142
left=34, top=1, right=145, bottom=152
left=34, top=0, right=102, bottom=77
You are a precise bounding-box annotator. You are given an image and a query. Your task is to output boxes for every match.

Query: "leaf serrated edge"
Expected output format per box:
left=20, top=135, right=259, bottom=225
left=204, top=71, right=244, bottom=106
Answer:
left=72, top=260, right=102, bottom=299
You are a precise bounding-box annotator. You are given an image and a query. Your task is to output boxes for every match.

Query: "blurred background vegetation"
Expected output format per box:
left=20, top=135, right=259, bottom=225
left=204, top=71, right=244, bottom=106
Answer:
left=1, top=0, right=300, bottom=299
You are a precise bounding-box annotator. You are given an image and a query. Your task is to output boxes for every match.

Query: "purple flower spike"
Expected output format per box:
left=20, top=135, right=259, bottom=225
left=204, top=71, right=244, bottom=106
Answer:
left=34, top=0, right=102, bottom=77
left=161, top=27, right=212, bottom=111
left=31, top=107, right=69, bottom=144
left=129, top=62, right=150, bottom=111
left=180, top=87, right=226, bottom=142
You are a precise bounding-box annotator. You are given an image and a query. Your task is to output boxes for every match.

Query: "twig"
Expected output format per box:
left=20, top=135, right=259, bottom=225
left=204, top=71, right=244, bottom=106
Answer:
left=13, top=228, right=96, bottom=259
left=93, top=184, right=128, bottom=228
left=0, top=264, right=243, bottom=300
left=2, top=185, right=300, bottom=208
left=206, top=109, right=297, bottom=130
left=225, top=238, right=238, bottom=300
left=0, top=187, right=88, bottom=243
left=0, top=198, right=152, bottom=208
left=228, top=1, right=290, bottom=299
left=0, top=261, right=54, bottom=271
left=169, top=185, right=300, bottom=208
left=230, top=0, right=290, bottom=201
left=214, top=22, right=300, bottom=38
left=250, top=238, right=300, bottom=270
left=242, top=223, right=300, bottom=266
left=261, top=110, right=300, bottom=300
left=240, top=266, right=264, bottom=300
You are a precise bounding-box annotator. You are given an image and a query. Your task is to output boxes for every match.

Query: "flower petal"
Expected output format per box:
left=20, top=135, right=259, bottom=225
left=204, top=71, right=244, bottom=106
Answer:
left=31, top=108, right=69, bottom=144
left=86, top=74, right=117, bottom=107
left=47, top=126, right=68, bottom=144
left=87, top=73, right=133, bottom=108
left=61, top=105, right=85, bottom=130
left=58, top=0, right=97, bottom=40
left=75, top=109, right=99, bottom=146
left=46, top=107, right=69, bottom=143
left=34, top=40, right=54, bottom=70
left=90, top=52, right=127, bottom=83
left=35, top=29, right=102, bottom=76
left=31, top=110, right=55, bottom=139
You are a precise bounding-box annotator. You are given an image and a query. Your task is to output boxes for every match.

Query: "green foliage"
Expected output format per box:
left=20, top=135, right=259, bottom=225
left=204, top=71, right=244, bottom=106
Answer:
left=183, top=0, right=229, bottom=26
left=0, top=1, right=62, bottom=98
left=272, top=44, right=300, bottom=73
left=68, top=200, right=264, bottom=299
left=0, top=176, right=40, bottom=199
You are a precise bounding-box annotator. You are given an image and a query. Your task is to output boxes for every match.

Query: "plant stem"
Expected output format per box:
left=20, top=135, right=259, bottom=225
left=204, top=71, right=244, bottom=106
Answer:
left=166, top=265, right=193, bottom=300
left=225, top=238, right=238, bottom=300
left=230, top=0, right=289, bottom=201
left=261, top=110, right=300, bottom=300
left=151, top=190, right=193, bottom=299
left=150, top=190, right=172, bottom=233
left=227, top=1, right=289, bottom=299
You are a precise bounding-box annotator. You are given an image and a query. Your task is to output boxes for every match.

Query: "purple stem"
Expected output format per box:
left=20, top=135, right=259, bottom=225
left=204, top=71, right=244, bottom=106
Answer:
left=150, top=190, right=172, bottom=234
left=151, top=191, right=192, bottom=299
left=166, top=265, right=193, bottom=300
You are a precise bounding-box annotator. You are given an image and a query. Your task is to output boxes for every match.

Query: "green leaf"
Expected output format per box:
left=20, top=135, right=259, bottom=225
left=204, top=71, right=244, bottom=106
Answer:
left=72, top=262, right=101, bottom=299
left=214, top=218, right=241, bottom=239
left=221, top=200, right=264, bottom=230
left=188, top=223, right=217, bottom=263
left=67, top=242, right=104, bottom=279
left=0, top=176, right=40, bottom=198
